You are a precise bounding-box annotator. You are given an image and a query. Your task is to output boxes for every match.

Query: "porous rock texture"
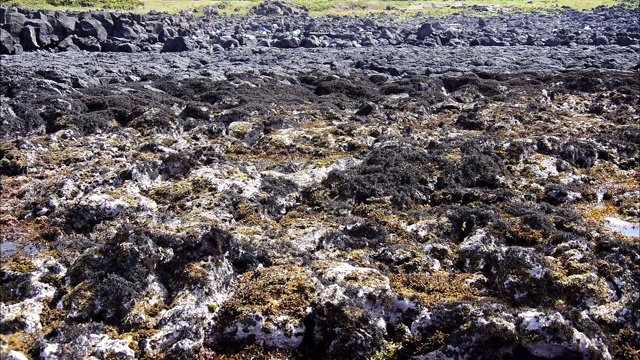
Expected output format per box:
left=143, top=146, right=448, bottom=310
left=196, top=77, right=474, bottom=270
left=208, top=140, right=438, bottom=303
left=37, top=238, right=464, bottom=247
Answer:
left=1, top=2, right=639, bottom=360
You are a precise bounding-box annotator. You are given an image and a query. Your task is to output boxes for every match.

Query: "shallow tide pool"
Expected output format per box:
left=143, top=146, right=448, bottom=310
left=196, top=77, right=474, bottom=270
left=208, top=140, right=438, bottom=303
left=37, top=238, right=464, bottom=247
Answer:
left=0, top=241, right=41, bottom=257
left=604, top=217, right=639, bottom=238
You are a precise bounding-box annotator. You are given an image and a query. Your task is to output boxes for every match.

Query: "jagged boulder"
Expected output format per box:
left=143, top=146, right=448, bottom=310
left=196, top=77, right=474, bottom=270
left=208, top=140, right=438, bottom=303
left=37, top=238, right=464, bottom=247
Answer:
left=113, top=17, right=144, bottom=39
left=57, top=35, right=80, bottom=51
left=73, top=35, right=101, bottom=51
left=3, top=11, right=26, bottom=36
left=91, top=11, right=114, bottom=35
left=76, top=18, right=108, bottom=41
left=252, top=0, right=309, bottom=16
left=273, top=36, right=300, bottom=48
left=54, top=15, right=77, bottom=36
left=0, top=27, right=20, bottom=54
left=24, top=18, right=58, bottom=46
left=417, top=22, right=434, bottom=40
left=0, top=6, right=7, bottom=24
left=161, top=36, right=193, bottom=52
left=158, top=24, right=176, bottom=42
left=19, top=25, right=39, bottom=50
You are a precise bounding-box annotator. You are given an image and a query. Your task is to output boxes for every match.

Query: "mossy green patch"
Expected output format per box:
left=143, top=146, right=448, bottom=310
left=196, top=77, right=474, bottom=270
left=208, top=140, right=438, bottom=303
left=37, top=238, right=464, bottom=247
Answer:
left=3, top=257, right=37, bottom=273
left=371, top=341, right=403, bottom=360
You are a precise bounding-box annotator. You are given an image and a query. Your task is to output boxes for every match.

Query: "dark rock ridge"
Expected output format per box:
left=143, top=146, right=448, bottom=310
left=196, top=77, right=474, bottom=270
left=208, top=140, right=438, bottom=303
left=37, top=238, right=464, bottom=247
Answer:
left=1, top=44, right=638, bottom=141
left=0, top=2, right=639, bottom=54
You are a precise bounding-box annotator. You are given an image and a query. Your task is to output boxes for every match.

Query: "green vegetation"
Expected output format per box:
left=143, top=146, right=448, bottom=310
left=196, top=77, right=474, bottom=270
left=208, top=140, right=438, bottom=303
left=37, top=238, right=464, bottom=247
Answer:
left=3, top=256, right=37, bottom=273
left=0, top=0, right=633, bottom=15
left=45, top=0, right=142, bottom=10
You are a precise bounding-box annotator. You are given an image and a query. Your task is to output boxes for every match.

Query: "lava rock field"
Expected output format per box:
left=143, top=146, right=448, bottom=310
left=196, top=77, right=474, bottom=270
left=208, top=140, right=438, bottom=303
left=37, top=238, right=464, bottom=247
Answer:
left=1, top=2, right=639, bottom=360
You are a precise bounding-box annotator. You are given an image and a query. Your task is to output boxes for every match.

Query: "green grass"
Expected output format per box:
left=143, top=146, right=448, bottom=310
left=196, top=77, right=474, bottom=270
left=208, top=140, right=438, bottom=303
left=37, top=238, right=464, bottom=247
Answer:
left=0, top=0, right=634, bottom=16
left=138, top=0, right=261, bottom=14
left=46, top=0, right=143, bottom=10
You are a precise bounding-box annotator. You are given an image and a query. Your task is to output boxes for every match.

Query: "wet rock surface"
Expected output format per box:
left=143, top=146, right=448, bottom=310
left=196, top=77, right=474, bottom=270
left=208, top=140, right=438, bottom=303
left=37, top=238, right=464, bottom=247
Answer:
left=1, top=3, right=640, bottom=360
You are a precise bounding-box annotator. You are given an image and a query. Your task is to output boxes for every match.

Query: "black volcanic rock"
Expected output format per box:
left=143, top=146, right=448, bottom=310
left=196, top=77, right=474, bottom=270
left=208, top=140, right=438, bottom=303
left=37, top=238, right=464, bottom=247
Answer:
left=91, top=11, right=114, bottom=35
left=0, top=6, right=7, bottom=24
left=3, top=11, right=26, bottom=36
left=19, top=25, right=39, bottom=50
left=161, top=36, right=193, bottom=52
left=355, top=101, right=376, bottom=116
left=0, top=27, right=20, bottom=54
left=0, top=4, right=638, bottom=54
left=73, top=35, right=101, bottom=51
left=0, top=5, right=639, bottom=360
left=54, top=15, right=77, bottom=36
left=117, top=42, right=139, bottom=52
left=417, top=22, right=434, bottom=40
left=76, top=17, right=108, bottom=41
left=57, top=35, right=80, bottom=51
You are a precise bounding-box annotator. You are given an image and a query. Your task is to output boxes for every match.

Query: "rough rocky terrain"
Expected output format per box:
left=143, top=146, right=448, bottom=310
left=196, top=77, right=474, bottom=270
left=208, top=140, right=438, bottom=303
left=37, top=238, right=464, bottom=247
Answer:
left=1, top=2, right=639, bottom=54
left=1, top=2, right=639, bottom=360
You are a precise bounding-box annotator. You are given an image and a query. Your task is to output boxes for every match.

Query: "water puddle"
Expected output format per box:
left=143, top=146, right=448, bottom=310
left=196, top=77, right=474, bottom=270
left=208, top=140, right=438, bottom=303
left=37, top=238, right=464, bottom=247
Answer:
left=604, top=217, right=639, bottom=238
left=0, top=241, right=41, bottom=257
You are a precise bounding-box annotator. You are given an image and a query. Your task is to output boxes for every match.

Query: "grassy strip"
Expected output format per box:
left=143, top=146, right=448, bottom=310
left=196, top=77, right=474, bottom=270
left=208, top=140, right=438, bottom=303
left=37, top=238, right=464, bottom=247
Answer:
left=46, top=0, right=143, bottom=10
left=0, top=0, right=634, bottom=15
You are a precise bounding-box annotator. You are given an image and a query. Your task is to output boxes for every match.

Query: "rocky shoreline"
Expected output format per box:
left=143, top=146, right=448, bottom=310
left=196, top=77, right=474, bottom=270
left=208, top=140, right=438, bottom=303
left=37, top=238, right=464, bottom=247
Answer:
left=1, top=2, right=639, bottom=55
left=1, top=2, right=639, bottom=360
